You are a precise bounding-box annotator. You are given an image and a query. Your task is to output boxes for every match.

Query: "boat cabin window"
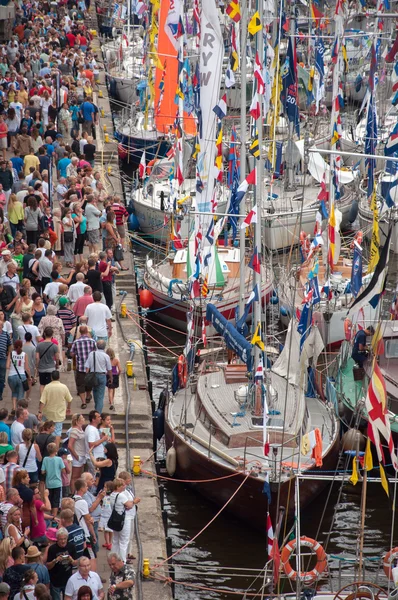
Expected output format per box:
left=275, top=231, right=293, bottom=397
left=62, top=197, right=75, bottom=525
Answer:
left=251, top=416, right=284, bottom=430
left=385, top=340, right=398, bottom=359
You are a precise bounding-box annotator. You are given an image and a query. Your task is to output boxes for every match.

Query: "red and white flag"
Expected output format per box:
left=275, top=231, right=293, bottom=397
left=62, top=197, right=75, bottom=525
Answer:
left=241, top=204, right=258, bottom=229
left=249, top=92, right=260, bottom=120
left=139, top=151, right=146, bottom=178
left=263, top=390, right=269, bottom=456
left=267, top=512, right=281, bottom=584
left=254, top=52, right=265, bottom=95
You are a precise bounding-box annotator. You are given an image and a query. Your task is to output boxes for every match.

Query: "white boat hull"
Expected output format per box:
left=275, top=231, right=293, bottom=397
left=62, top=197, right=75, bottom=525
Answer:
left=110, top=75, right=138, bottom=105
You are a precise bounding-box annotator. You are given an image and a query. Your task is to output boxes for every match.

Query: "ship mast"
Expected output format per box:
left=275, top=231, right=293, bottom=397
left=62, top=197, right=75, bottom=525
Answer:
left=238, top=0, right=247, bottom=316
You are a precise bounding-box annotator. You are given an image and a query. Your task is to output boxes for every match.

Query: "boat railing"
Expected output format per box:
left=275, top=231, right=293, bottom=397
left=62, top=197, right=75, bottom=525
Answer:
left=242, top=434, right=299, bottom=478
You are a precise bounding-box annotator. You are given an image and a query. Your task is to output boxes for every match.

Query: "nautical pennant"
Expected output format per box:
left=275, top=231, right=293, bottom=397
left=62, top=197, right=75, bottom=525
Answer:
left=138, top=151, right=146, bottom=178
left=231, top=24, right=239, bottom=71
left=351, top=242, right=363, bottom=298
left=248, top=246, right=261, bottom=273
left=213, top=94, right=227, bottom=120
left=254, top=52, right=265, bottom=95
left=249, top=131, right=260, bottom=160
left=249, top=92, right=261, bottom=120
left=384, top=122, right=398, bottom=156
left=226, top=0, right=241, bottom=22
left=248, top=11, right=261, bottom=36
left=251, top=322, right=265, bottom=351
left=281, top=37, right=300, bottom=136
left=368, top=188, right=380, bottom=273
left=241, top=204, right=258, bottom=228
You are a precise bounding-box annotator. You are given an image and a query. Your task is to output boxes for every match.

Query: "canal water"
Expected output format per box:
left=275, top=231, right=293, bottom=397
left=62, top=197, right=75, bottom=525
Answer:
left=131, top=242, right=398, bottom=599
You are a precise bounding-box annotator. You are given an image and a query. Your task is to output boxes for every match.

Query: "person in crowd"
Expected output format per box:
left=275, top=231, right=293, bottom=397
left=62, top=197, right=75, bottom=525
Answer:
left=38, top=370, right=72, bottom=448
left=88, top=442, right=118, bottom=494
left=15, top=428, right=41, bottom=485
left=84, top=340, right=112, bottom=414
left=68, top=413, right=86, bottom=494
left=46, top=528, right=77, bottom=600
left=64, top=557, right=103, bottom=600
left=41, top=443, right=65, bottom=517
left=107, top=553, right=135, bottom=600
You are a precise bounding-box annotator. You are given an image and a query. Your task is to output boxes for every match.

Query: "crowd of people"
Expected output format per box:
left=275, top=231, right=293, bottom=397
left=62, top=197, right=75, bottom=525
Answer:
left=0, top=0, right=139, bottom=598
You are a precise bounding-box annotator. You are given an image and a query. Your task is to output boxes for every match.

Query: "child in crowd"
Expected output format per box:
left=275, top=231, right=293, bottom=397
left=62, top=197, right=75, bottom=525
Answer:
left=98, top=480, right=114, bottom=550
left=58, top=448, right=72, bottom=498
left=106, top=347, right=121, bottom=411
left=41, top=443, right=65, bottom=516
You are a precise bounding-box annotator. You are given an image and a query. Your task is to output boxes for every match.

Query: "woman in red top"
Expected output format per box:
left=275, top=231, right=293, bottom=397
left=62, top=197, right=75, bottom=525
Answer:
left=0, top=115, right=8, bottom=161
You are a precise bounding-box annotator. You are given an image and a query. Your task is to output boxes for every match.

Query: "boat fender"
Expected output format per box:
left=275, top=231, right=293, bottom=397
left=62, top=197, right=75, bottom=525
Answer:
left=158, top=388, right=169, bottom=411
left=177, top=355, right=187, bottom=388
left=128, top=213, right=140, bottom=231
left=166, top=446, right=177, bottom=477
left=348, top=199, right=359, bottom=223
left=281, top=536, right=327, bottom=584
left=270, top=290, right=279, bottom=305
left=153, top=408, right=165, bottom=440
left=280, top=305, right=290, bottom=318
left=383, top=548, right=398, bottom=580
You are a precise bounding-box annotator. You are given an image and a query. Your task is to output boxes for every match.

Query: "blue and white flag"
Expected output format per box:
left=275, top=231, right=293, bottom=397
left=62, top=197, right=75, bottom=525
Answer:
left=351, top=243, right=363, bottom=297
left=385, top=123, right=398, bottom=156
left=213, top=94, right=227, bottom=120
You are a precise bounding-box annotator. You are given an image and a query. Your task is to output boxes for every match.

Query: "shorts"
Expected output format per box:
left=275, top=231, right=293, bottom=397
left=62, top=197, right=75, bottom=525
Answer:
left=116, top=224, right=125, bottom=238
left=87, top=229, right=99, bottom=244
left=48, top=487, right=62, bottom=509
left=39, top=372, right=52, bottom=386
left=0, top=137, right=6, bottom=149
left=75, top=370, right=92, bottom=395
left=72, top=455, right=86, bottom=468
left=28, top=471, right=39, bottom=484
left=54, top=422, right=63, bottom=437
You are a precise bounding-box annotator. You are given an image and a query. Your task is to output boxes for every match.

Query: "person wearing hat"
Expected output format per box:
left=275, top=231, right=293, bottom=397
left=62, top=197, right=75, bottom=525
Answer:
left=352, top=325, right=375, bottom=368
left=38, top=371, right=72, bottom=448
left=0, top=582, right=10, bottom=600
left=0, top=250, right=17, bottom=279
left=25, top=546, right=50, bottom=585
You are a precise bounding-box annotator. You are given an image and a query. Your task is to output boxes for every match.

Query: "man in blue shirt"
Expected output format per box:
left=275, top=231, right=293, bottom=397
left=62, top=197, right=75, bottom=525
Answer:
left=44, top=137, right=55, bottom=160
left=80, top=96, right=95, bottom=134
left=10, top=150, right=24, bottom=174
left=58, top=155, right=71, bottom=179
left=0, top=408, right=10, bottom=441
left=352, top=325, right=374, bottom=367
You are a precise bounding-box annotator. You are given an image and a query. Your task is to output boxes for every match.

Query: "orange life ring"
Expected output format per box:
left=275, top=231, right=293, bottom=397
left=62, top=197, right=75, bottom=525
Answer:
left=146, top=158, right=158, bottom=176
left=177, top=355, right=187, bottom=388
left=281, top=536, right=327, bottom=584
left=383, top=547, right=398, bottom=579
left=344, top=318, right=353, bottom=342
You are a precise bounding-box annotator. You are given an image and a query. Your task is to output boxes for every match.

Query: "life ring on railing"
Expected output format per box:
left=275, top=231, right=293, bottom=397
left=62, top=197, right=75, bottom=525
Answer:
left=146, top=158, right=158, bottom=176
left=383, top=547, right=398, bottom=579
left=177, top=355, right=187, bottom=388
left=281, top=536, right=327, bottom=584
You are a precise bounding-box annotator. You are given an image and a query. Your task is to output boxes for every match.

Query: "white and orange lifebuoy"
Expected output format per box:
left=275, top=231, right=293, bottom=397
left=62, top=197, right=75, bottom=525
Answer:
left=146, top=158, right=159, bottom=176
left=383, top=547, right=398, bottom=580
left=177, top=355, right=187, bottom=388
left=281, top=536, right=327, bottom=584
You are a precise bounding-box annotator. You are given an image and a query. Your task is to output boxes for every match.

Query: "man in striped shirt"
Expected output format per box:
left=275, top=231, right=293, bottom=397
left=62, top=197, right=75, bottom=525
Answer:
left=57, top=297, right=77, bottom=338
left=71, top=326, right=97, bottom=408
left=2, top=452, right=20, bottom=492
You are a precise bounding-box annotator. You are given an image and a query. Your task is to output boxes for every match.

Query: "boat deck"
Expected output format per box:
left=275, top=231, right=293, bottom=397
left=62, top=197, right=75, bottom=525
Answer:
left=197, top=368, right=302, bottom=438
left=168, top=368, right=338, bottom=481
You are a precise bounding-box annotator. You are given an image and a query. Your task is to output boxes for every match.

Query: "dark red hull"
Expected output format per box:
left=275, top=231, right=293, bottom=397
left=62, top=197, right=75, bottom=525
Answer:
left=164, top=420, right=340, bottom=534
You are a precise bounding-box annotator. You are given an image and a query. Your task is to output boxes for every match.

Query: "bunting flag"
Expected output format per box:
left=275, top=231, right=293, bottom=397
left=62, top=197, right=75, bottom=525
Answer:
left=349, top=457, right=359, bottom=485
left=176, top=138, right=184, bottom=186
left=310, top=3, right=324, bottom=22
left=347, top=228, right=391, bottom=317
left=251, top=322, right=265, bottom=351
left=234, top=168, right=256, bottom=206
left=380, top=463, right=390, bottom=496
left=248, top=11, right=261, bottom=36
left=254, top=52, right=265, bottom=94
left=384, top=122, right=398, bottom=156
left=281, top=37, right=300, bottom=136
left=248, top=246, right=261, bottom=273
left=139, top=151, right=146, bottom=178
left=366, top=359, right=398, bottom=471
left=263, top=391, right=269, bottom=456
left=371, top=323, right=385, bottom=356
left=227, top=127, right=240, bottom=189
left=365, top=94, right=378, bottom=198
left=255, top=357, right=264, bottom=381
left=230, top=24, right=239, bottom=71
left=341, top=40, right=349, bottom=73
left=249, top=92, right=261, bottom=120
left=331, top=36, right=339, bottom=64
left=225, top=63, right=236, bottom=88
left=215, top=126, right=223, bottom=171
left=249, top=131, right=260, bottom=159
left=328, top=197, right=336, bottom=271
left=267, top=513, right=274, bottom=557
left=226, top=0, right=241, bottom=22
left=351, top=242, right=363, bottom=298
left=297, top=301, right=313, bottom=354
left=213, top=94, right=227, bottom=120
left=241, top=204, right=258, bottom=228
left=201, top=274, right=209, bottom=298
left=368, top=189, right=380, bottom=273
left=236, top=284, right=259, bottom=331
left=369, top=42, right=377, bottom=91
left=364, top=437, right=373, bottom=471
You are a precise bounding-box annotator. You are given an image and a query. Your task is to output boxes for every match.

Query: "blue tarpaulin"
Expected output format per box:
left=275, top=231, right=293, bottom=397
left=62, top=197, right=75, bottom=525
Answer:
left=206, top=304, right=253, bottom=372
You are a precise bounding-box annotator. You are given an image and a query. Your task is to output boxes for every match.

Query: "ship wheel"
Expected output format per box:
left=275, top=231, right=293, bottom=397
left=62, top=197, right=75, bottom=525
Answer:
left=332, top=582, right=388, bottom=600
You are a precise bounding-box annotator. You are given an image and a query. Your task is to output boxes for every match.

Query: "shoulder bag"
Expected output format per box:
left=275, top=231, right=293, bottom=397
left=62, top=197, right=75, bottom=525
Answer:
left=11, top=354, right=29, bottom=392
left=22, top=443, right=33, bottom=468
left=107, top=493, right=126, bottom=532
left=84, top=351, right=98, bottom=388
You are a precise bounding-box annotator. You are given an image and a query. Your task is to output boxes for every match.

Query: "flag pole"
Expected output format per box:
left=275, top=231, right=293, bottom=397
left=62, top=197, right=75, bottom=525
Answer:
left=357, top=464, right=368, bottom=580
left=239, top=0, right=247, bottom=316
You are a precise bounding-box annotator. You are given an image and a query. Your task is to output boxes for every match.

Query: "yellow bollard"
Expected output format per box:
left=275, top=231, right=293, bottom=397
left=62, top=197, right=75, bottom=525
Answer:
left=100, top=108, right=105, bottom=117
left=143, top=559, right=150, bottom=578
left=120, top=302, right=127, bottom=317
left=99, top=89, right=103, bottom=98
left=126, top=361, right=134, bottom=377
left=103, top=124, right=107, bottom=132
left=104, top=133, right=109, bottom=143
left=133, top=456, right=141, bottom=475
left=107, top=165, right=112, bottom=174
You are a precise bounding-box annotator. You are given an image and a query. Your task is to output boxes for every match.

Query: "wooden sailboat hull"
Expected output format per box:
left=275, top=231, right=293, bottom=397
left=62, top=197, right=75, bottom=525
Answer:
left=164, top=418, right=340, bottom=533
left=143, top=277, right=273, bottom=336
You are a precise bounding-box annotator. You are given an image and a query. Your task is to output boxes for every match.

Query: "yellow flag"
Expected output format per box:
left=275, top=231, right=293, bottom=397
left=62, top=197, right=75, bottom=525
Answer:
left=251, top=323, right=265, bottom=351
left=364, top=438, right=373, bottom=471
left=368, top=188, right=380, bottom=273
left=349, top=457, right=359, bottom=485
left=342, top=43, right=349, bottom=72
left=371, top=323, right=383, bottom=355
left=248, top=11, right=261, bottom=36
left=380, top=463, right=389, bottom=497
